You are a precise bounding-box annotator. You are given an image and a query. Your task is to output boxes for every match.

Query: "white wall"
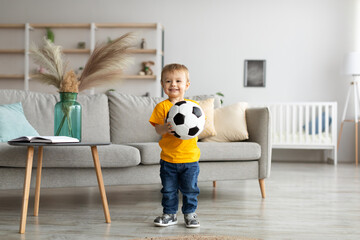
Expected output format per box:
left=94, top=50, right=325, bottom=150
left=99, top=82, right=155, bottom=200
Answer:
left=0, top=0, right=358, bottom=162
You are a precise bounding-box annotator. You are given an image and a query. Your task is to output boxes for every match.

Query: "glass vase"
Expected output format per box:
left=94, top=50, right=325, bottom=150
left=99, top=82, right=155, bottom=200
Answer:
left=54, top=92, right=82, bottom=141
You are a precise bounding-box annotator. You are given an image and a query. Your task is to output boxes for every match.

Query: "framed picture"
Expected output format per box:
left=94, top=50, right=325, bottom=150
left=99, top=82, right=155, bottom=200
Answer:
left=244, top=60, right=266, bottom=87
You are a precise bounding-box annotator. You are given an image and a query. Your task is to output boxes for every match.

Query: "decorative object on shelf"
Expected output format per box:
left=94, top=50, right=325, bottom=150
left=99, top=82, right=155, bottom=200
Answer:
left=75, top=66, right=84, bottom=76
left=77, top=41, right=86, bottom=49
left=216, top=92, right=224, bottom=105
left=141, top=61, right=155, bottom=75
left=37, top=66, right=46, bottom=74
left=244, top=60, right=266, bottom=87
left=46, top=28, right=54, bottom=43
left=338, top=52, right=360, bottom=166
left=29, top=33, right=136, bottom=139
left=140, top=38, right=146, bottom=49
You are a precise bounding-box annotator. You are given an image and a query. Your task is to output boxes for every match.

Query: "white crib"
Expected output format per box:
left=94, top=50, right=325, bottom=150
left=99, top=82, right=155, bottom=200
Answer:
left=252, top=102, right=337, bottom=164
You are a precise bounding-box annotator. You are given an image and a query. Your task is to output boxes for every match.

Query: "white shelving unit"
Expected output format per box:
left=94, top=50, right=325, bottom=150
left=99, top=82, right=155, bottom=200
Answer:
left=0, top=22, right=164, bottom=96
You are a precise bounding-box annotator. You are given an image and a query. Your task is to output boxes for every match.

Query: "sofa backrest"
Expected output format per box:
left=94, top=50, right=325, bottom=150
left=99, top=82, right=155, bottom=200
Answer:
left=107, top=91, right=165, bottom=144
left=0, top=89, right=110, bottom=142
left=107, top=91, right=222, bottom=144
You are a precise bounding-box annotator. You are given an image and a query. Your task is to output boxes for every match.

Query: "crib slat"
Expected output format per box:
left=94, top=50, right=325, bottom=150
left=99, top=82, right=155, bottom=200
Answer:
left=285, top=104, right=289, bottom=143
left=305, top=105, right=309, bottom=143
left=279, top=105, right=283, bottom=144
left=311, top=104, right=316, bottom=142
left=299, top=105, right=303, bottom=144
left=332, top=103, right=337, bottom=147
left=325, top=105, right=329, bottom=139
left=292, top=104, right=296, bottom=143
left=318, top=104, right=323, bottom=143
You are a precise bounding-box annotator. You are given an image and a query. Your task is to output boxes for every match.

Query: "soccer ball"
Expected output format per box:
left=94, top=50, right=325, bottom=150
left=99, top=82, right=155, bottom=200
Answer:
left=166, top=100, right=205, bottom=140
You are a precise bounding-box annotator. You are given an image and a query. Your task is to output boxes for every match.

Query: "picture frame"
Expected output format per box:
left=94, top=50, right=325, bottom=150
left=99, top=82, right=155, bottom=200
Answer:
left=244, top=60, right=266, bottom=87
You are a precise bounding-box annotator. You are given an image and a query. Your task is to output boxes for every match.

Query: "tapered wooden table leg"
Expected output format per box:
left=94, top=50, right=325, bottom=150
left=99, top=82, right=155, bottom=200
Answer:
left=19, top=146, right=34, bottom=234
left=34, top=146, right=43, bottom=216
left=91, top=146, right=111, bottom=223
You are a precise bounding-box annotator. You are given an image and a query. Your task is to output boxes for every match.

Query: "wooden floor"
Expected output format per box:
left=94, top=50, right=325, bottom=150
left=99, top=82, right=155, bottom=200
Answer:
left=0, top=162, right=360, bottom=240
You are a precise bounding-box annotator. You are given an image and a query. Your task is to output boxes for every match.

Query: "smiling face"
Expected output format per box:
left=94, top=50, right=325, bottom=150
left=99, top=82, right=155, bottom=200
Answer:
left=161, top=70, right=190, bottom=103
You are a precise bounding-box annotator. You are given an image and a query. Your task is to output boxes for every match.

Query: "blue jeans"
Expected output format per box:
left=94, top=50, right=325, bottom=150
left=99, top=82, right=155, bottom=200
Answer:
left=160, top=160, right=200, bottom=214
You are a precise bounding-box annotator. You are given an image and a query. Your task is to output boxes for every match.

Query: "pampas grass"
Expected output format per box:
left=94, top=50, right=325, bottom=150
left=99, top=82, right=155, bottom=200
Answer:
left=29, top=37, right=67, bottom=90
left=78, top=32, right=136, bottom=92
left=29, top=33, right=137, bottom=93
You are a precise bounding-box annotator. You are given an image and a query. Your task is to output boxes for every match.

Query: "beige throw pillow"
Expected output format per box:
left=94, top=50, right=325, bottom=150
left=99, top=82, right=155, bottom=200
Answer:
left=198, top=98, right=217, bottom=139
left=201, top=102, right=249, bottom=142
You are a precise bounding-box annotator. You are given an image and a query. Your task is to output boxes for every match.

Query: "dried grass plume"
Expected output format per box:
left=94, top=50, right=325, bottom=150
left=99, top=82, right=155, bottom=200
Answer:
left=78, top=32, right=137, bottom=91
left=60, top=70, right=79, bottom=92
left=29, top=37, right=67, bottom=90
left=29, top=33, right=137, bottom=93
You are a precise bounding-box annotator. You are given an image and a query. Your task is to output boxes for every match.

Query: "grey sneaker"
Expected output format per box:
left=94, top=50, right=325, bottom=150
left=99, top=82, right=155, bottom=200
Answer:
left=154, top=213, right=178, bottom=227
left=184, top=213, right=200, bottom=228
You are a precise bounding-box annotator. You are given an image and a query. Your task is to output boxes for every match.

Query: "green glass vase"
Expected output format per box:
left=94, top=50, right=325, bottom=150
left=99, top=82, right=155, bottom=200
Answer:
left=54, top=92, right=82, bottom=141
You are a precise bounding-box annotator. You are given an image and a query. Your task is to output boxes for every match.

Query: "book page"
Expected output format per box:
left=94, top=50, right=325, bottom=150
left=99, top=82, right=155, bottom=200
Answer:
left=9, top=136, right=79, bottom=143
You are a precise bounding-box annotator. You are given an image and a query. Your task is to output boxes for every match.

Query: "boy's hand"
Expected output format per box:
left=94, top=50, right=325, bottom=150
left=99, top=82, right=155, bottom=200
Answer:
left=165, top=122, right=175, bottom=135
left=155, top=121, right=174, bottom=136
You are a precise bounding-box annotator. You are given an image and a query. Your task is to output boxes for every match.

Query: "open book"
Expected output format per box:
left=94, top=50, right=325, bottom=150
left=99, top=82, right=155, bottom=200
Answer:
left=9, top=136, right=80, bottom=143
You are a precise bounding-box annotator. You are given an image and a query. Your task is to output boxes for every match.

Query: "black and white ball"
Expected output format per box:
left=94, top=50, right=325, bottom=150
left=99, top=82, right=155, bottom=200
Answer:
left=166, top=100, right=205, bottom=140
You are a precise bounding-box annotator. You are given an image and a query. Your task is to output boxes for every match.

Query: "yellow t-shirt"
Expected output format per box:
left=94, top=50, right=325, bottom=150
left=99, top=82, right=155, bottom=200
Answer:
left=149, top=99, right=200, bottom=164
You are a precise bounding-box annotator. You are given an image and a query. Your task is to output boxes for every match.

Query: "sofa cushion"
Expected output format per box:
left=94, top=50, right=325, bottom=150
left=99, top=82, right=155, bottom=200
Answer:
left=198, top=142, right=260, bottom=161
left=0, top=90, right=110, bottom=142
left=127, top=143, right=161, bottom=164
left=128, top=142, right=261, bottom=165
left=0, top=143, right=140, bottom=168
left=0, top=102, right=40, bottom=142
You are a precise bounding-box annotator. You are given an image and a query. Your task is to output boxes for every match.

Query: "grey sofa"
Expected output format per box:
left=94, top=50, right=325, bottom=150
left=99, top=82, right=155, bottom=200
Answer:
left=0, top=89, right=271, bottom=198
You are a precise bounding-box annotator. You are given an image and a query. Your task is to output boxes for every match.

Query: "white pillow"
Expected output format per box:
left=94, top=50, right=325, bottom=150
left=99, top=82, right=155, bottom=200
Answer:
left=201, top=102, right=249, bottom=142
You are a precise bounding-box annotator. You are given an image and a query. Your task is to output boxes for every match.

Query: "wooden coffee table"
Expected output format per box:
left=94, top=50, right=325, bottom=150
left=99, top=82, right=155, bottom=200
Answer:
left=7, top=142, right=111, bottom=234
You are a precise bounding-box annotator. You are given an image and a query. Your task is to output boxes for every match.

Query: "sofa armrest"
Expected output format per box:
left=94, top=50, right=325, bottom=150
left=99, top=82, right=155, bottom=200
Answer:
left=246, top=107, right=272, bottom=179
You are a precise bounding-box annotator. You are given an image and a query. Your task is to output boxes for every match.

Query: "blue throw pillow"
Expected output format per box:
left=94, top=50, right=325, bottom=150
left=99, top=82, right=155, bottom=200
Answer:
left=303, top=112, right=332, bottom=134
left=0, top=102, right=39, bottom=142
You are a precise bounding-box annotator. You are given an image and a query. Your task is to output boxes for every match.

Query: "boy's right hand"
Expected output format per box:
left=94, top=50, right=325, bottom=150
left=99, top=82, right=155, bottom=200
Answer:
left=155, top=122, right=174, bottom=136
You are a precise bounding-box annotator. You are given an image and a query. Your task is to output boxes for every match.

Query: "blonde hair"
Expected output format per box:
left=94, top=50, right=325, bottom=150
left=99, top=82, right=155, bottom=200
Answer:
left=161, top=63, right=189, bottom=82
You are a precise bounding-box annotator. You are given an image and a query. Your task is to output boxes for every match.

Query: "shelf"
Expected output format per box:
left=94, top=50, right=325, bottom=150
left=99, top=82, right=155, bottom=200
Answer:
left=123, top=75, right=156, bottom=80
left=95, top=23, right=157, bottom=29
left=0, top=74, right=24, bottom=79
left=0, top=49, right=24, bottom=54
left=26, top=23, right=158, bottom=29
left=60, top=49, right=159, bottom=54
left=62, top=49, right=91, bottom=54
left=29, top=23, right=91, bottom=29
left=126, top=49, right=157, bottom=54
left=0, top=24, right=25, bottom=29
left=0, top=74, right=157, bottom=80
left=0, top=49, right=159, bottom=55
